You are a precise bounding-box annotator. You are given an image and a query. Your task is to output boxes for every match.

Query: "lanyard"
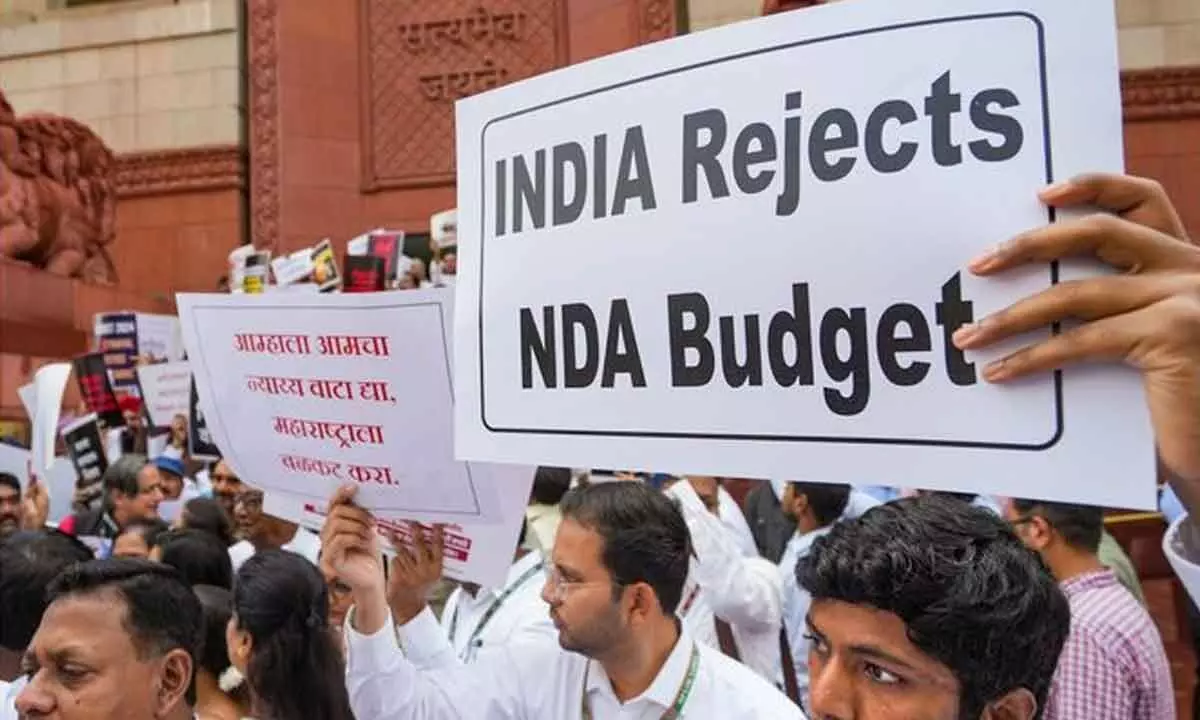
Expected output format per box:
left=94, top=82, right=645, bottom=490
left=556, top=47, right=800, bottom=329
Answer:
left=581, top=644, right=700, bottom=720
left=448, top=561, right=543, bottom=656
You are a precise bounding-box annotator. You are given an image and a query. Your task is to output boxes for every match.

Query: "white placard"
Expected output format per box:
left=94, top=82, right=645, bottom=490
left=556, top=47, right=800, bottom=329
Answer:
left=264, top=462, right=534, bottom=588
left=136, top=362, right=192, bottom=429
left=271, top=248, right=315, bottom=287
left=31, top=363, right=71, bottom=474
left=454, top=0, right=1154, bottom=509
left=17, top=383, right=34, bottom=420
left=177, top=288, right=506, bottom=524
left=0, top=443, right=28, bottom=488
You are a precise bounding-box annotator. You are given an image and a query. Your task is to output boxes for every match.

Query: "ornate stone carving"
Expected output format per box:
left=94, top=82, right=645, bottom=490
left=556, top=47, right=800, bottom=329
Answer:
left=115, top=146, right=245, bottom=198
left=638, top=0, right=677, bottom=44
left=1121, top=66, right=1200, bottom=121
left=248, top=0, right=281, bottom=252
left=762, top=0, right=824, bottom=14
left=0, top=88, right=118, bottom=284
left=359, top=0, right=569, bottom=191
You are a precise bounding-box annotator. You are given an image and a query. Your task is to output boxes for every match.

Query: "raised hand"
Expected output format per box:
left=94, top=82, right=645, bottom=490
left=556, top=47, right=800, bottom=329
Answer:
left=954, top=174, right=1200, bottom=512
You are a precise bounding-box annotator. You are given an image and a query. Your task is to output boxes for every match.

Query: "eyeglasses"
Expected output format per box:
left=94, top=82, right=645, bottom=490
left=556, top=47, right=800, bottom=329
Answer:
left=544, top=566, right=619, bottom=603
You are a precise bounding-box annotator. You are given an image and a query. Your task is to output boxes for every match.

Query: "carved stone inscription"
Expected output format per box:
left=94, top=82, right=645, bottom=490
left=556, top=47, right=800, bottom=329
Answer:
left=361, top=0, right=567, bottom=190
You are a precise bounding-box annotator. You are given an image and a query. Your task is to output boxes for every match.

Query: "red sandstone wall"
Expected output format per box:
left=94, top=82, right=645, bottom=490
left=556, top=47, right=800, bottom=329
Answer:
left=1125, top=117, right=1200, bottom=238
left=253, top=0, right=679, bottom=256
left=111, top=188, right=243, bottom=301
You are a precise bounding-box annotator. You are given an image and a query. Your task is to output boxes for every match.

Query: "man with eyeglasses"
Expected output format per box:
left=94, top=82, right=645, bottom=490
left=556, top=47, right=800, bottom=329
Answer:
left=323, top=481, right=803, bottom=719
left=227, top=486, right=321, bottom=571
left=1004, top=499, right=1173, bottom=719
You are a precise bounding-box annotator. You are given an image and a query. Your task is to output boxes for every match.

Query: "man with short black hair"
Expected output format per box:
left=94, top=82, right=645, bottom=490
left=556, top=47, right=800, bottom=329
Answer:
left=325, top=481, right=803, bottom=718
left=0, top=474, right=22, bottom=540
left=799, top=495, right=1069, bottom=720
left=59, top=454, right=163, bottom=544
left=777, top=482, right=851, bottom=698
left=15, top=559, right=201, bottom=720
left=1006, top=499, right=1173, bottom=719
left=525, top=466, right=571, bottom=554
left=0, top=530, right=94, bottom=688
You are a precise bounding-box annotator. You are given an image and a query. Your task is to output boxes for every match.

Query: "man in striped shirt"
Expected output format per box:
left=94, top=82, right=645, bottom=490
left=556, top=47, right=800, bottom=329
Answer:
left=1006, top=499, right=1174, bottom=720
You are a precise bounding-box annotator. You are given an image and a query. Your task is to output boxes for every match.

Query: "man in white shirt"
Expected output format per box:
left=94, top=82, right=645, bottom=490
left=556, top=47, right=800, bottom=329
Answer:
left=666, top=478, right=784, bottom=684
left=800, top=495, right=1070, bottom=719
left=389, top=522, right=556, bottom=667
left=775, top=482, right=851, bottom=699
left=323, top=481, right=804, bottom=719
left=227, top=487, right=320, bottom=570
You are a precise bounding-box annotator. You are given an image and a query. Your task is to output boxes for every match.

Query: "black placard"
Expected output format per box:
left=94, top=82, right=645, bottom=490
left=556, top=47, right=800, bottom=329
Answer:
left=72, top=353, right=125, bottom=428
left=62, top=414, right=108, bottom=488
left=344, top=255, right=387, bottom=293
left=188, top=378, right=221, bottom=461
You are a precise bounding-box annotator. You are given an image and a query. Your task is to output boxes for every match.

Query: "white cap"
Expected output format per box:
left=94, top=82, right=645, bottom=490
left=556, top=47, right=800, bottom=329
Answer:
left=431, top=209, right=458, bottom=249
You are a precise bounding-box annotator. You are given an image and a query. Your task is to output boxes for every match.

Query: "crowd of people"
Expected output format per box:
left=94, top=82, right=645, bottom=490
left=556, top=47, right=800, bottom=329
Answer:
left=0, top=172, right=1195, bottom=720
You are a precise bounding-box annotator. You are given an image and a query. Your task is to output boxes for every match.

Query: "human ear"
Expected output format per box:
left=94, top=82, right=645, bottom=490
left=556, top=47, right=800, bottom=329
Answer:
left=153, top=649, right=193, bottom=718
left=981, top=688, right=1037, bottom=720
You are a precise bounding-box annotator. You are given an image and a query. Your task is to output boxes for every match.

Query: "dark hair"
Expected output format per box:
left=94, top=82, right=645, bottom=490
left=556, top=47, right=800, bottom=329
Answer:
left=158, top=530, right=234, bottom=589
left=49, top=559, right=202, bottom=705
left=0, top=530, right=94, bottom=650
left=923, top=489, right=980, bottom=504
left=233, top=550, right=353, bottom=720
left=560, top=482, right=691, bottom=614
left=115, top=518, right=170, bottom=550
left=798, top=496, right=1069, bottom=719
left=0, top=472, right=20, bottom=496
left=102, top=454, right=150, bottom=511
left=192, top=584, right=234, bottom=677
left=1010, top=499, right=1104, bottom=553
left=531, top=466, right=572, bottom=506
left=788, top=482, right=851, bottom=526
left=180, top=497, right=235, bottom=547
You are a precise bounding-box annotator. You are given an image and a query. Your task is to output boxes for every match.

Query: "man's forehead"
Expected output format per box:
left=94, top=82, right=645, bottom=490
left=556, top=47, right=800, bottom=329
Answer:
left=552, top=518, right=605, bottom=570
left=808, top=599, right=959, bottom=687
left=35, top=595, right=135, bottom=655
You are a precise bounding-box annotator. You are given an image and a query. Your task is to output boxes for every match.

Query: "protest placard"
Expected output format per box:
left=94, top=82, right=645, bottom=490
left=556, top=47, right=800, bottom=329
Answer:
left=136, top=362, right=192, bottom=430
left=62, top=414, right=107, bottom=488
left=93, top=313, right=184, bottom=392
left=243, top=251, right=270, bottom=294
left=367, top=232, right=404, bottom=284
left=344, top=255, right=387, bottom=293
left=453, top=0, right=1154, bottom=508
left=188, top=378, right=221, bottom=461
left=311, top=239, right=342, bottom=292
left=30, top=363, right=71, bottom=474
left=271, top=248, right=315, bottom=287
left=263, top=462, right=534, bottom=588
left=73, top=353, right=124, bottom=428
left=177, top=288, right=505, bottom=524
left=16, top=384, right=34, bottom=422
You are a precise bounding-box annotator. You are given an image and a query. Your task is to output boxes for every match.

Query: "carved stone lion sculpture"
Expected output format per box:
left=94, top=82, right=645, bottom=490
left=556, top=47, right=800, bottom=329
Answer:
left=0, top=88, right=118, bottom=283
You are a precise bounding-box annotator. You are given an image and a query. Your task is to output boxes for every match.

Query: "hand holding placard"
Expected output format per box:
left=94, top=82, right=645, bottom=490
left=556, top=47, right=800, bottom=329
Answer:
left=954, top=173, right=1200, bottom=506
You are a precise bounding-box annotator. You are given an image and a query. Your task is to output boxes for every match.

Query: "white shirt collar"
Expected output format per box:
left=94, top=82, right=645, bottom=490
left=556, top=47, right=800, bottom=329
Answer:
left=585, top=625, right=696, bottom=709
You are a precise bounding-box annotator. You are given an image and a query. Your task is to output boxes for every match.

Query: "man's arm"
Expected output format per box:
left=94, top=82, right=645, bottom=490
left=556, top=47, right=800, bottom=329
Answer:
left=669, top=481, right=782, bottom=631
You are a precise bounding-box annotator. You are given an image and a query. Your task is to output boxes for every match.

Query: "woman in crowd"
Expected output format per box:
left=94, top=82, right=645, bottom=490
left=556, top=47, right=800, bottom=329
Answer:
left=226, top=550, right=354, bottom=720
left=193, top=585, right=251, bottom=720
left=176, top=497, right=235, bottom=547
left=109, top=518, right=170, bottom=559
left=154, top=529, right=234, bottom=589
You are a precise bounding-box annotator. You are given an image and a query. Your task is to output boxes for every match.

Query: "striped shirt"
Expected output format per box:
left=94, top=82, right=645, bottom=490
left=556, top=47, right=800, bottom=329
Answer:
left=1045, top=569, right=1174, bottom=720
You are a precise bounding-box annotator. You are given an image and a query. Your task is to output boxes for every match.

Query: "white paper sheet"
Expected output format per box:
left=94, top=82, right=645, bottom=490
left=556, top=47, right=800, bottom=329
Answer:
left=177, top=288, right=506, bottom=524
left=136, top=362, right=193, bottom=429
left=264, top=461, right=534, bottom=588
left=31, top=363, right=71, bottom=474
